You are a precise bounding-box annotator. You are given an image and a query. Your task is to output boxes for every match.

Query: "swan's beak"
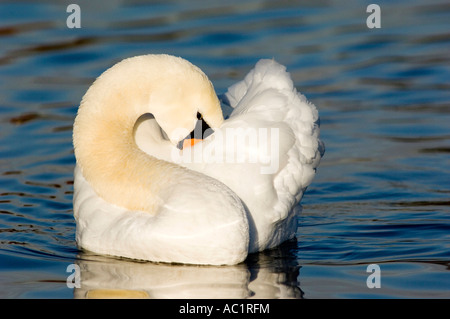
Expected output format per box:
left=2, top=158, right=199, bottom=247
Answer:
left=182, top=138, right=202, bottom=149
left=177, top=136, right=203, bottom=150
left=176, top=112, right=213, bottom=150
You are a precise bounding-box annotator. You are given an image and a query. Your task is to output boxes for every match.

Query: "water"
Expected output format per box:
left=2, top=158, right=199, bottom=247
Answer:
left=0, top=0, right=449, bottom=299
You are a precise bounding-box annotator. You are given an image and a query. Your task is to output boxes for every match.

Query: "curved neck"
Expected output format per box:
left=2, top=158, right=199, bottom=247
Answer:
left=73, top=83, right=177, bottom=214
left=72, top=55, right=223, bottom=214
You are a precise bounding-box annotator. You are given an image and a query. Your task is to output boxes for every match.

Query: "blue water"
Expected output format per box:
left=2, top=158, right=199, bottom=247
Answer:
left=0, top=0, right=449, bottom=298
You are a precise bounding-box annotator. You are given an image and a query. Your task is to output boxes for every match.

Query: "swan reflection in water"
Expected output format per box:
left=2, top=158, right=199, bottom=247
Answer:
left=73, top=240, right=303, bottom=299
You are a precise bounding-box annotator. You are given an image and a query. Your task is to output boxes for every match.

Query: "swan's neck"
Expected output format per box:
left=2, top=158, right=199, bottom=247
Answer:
left=73, top=55, right=224, bottom=214
left=73, top=85, right=177, bottom=214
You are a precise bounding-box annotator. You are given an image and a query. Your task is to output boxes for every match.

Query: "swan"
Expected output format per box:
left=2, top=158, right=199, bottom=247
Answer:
left=73, top=54, right=324, bottom=265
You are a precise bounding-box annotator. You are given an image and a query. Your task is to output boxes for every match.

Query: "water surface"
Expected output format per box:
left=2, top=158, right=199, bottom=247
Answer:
left=0, top=0, right=449, bottom=298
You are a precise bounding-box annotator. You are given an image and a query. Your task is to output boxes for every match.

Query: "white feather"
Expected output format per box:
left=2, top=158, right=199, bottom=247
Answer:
left=73, top=55, right=324, bottom=265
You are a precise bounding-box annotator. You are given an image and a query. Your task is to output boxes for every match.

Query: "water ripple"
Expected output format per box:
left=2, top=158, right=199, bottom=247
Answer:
left=0, top=0, right=449, bottom=298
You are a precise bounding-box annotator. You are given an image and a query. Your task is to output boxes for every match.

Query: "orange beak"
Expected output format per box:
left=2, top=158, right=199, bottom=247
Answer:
left=182, top=138, right=202, bottom=149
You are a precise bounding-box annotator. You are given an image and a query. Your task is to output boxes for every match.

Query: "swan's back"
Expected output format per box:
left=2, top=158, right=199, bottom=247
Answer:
left=221, top=59, right=324, bottom=250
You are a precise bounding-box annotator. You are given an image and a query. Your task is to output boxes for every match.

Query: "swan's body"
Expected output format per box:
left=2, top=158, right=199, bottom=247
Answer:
left=73, top=54, right=323, bottom=265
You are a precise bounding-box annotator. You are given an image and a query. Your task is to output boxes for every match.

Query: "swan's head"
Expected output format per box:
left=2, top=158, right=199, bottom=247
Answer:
left=76, top=54, right=223, bottom=152
left=119, top=54, right=224, bottom=148
left=148, top=56, right=223, bottom=148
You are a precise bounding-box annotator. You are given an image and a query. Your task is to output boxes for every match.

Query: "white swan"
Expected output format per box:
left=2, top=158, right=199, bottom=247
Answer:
left=73, top=54, right=324, bottom=265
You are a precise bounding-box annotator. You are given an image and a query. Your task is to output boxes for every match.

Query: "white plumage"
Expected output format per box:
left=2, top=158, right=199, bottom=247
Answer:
left=73, top=55, right=323, bottom=265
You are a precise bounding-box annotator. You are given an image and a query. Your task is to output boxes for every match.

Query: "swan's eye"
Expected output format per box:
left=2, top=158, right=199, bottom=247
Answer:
left=177, top=113, right=214, bottom=150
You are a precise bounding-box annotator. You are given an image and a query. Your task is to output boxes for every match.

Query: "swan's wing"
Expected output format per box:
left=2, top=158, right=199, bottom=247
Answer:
left=73, top=165, right=249, bottom=265
left=224, top=59, right=324, bottom=220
